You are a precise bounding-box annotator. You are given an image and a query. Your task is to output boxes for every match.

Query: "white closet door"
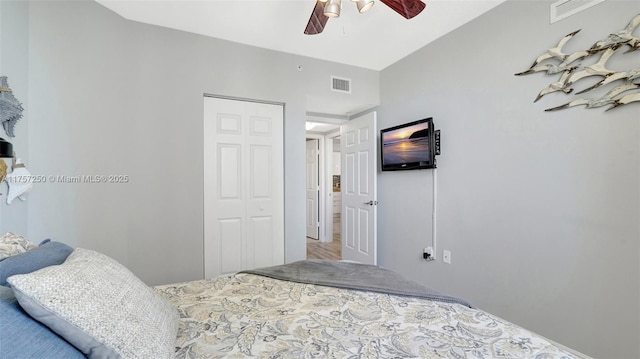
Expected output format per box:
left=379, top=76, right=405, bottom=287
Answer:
left=203, top=97, right=284, bottom=278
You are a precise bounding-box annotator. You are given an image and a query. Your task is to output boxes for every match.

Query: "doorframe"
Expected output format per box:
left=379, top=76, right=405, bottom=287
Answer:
left=324, top=129, right=341, bottom=244
left=305, top=117, right=346, bottom=245
left=305, top=134, right=326, bottom=242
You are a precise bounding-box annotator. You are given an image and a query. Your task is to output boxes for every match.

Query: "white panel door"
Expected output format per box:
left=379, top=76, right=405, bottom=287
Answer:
left=341, top=111, right=377, bottom=265
left=306, top=139, right=319, bottom=239
left=204, top=97, right=284, bottom=278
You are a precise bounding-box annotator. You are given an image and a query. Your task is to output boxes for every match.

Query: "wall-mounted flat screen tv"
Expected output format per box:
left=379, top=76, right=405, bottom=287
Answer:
left=381, top=117, right=437, bottom=171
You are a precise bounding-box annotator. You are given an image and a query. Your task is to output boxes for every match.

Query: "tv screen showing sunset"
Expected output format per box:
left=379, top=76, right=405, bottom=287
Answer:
left=382, top=122, right=430, bottom=165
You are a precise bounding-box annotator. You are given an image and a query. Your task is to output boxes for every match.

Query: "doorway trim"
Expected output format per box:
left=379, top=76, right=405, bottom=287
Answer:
left=305, top=133, right=326, bottom=242
left=305, top=116, right=347, bottom=250
left=324, top=129, right=341, bottom=245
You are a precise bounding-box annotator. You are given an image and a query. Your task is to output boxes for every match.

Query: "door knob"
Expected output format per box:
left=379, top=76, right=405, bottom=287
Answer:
left=363, top=200, right=378, bottom=206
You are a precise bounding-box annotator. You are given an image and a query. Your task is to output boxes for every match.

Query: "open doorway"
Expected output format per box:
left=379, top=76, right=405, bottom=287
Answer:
left=329, top=136, right=342, bottom=246
left=305, top=120, right=343, bottom=260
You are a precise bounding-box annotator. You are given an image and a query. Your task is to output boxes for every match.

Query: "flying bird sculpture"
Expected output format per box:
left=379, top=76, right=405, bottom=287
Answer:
left=575, top=67, right=640, bottom=94
left=607, top=92, right=640, bottom=111
left=0, top=76, right=22, bottom=137
left=534, top=70, right=574, bottom=102
left=545, top=82, right=640, bottom=111
left=515, top=48, right=590, bottom=76
left=514, top=62, right=578, bottom=76
left=526, top=30, right=581, bottom=70
left=590, top=14, right=640, bottom=52
left=559, top=49, right=592, bottom=66
left=564, top=46, right=619, bottom=90
left=516, top=13, right=640, bottom=112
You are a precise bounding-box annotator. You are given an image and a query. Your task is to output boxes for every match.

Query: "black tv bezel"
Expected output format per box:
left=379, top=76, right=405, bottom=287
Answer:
left=380, top=117, right=436, bottom=171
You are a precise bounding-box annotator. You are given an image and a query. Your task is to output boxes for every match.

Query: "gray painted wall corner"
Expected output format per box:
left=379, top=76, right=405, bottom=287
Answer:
left=378, top=0, right=640, bottom=357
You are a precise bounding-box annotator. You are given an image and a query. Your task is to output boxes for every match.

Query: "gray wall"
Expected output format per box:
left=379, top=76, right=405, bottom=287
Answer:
left=0, top=0, right=29, bottom=235
left=0, top=0, right=379, bottom=285
left=378, top=1, right=639, bottom=358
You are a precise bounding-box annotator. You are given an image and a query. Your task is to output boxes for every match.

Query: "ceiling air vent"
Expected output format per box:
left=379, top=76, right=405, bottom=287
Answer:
left=331, top=76, right=351, bottom=94
left=550, top=0, right=605, bottom=23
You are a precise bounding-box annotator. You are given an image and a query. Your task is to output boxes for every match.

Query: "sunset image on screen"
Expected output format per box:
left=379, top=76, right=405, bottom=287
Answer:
left=382, top=122, right=430, bottom=165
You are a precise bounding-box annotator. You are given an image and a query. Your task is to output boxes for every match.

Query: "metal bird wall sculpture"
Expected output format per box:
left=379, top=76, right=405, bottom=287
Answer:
left=534, top=70, right=574, bottom=102
left=607, top=91, right=640, bottom=110
left=564, top=46, right=619, bottom=89
left=576, top=66, right=640, bottom=94
left=590, top=14, right=640, bottom=53
left=514, top=62, right=578, bottom=76
left=559, top=49, right=592, bottom=67
left=545, top=82, right=640, bottom=111
left=0, top=76, right=22, bottom=137
left=516, top=13, right=640, bottom=112
left=526, top=30, right=582, bottom=69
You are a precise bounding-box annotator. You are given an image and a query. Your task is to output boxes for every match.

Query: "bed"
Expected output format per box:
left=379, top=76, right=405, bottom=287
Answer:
left=157, top=261, right=586, bottom=359
left=0, top=233, right=589, bottom=359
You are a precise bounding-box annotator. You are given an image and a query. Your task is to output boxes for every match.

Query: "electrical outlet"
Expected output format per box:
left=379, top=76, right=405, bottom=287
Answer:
left=443, top=250, right=451, bottom=264
left=423, top=247, right=434, bottom=261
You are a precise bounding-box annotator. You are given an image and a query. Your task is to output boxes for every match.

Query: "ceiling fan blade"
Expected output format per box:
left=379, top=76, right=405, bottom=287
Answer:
left=304, top=1, right=329, bottom=35
left=380, top=0, right=426, bottom=19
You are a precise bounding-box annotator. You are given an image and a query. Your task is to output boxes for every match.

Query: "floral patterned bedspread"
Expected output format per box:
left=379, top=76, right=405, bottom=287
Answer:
left=155, top=273, right=584, bottom=359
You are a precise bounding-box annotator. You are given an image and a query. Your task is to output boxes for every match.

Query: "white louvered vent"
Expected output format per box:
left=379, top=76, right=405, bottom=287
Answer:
left=331, top=76, right=351, bottom=94
left=550, top=0, right=605, bottom=23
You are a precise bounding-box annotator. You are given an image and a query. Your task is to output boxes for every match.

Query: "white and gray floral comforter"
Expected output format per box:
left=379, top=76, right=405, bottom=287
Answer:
left=155, top=272, right=584, bottom=359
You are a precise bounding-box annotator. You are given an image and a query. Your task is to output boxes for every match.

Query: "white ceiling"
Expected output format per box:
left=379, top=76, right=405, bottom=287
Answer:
left=95, top=0, right=505, bottom=117
left=95, top=0, right=506, bottom=71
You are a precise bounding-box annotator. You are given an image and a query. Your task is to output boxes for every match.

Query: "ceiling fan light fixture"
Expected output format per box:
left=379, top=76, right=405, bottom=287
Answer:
left=324, top=0, right=341, bottom=18
left=356, top=0, right=374, bottom=13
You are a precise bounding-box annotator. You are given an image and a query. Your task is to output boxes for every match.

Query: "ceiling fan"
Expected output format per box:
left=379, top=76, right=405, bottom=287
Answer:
left=304, top=0, right=426, bottom=35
